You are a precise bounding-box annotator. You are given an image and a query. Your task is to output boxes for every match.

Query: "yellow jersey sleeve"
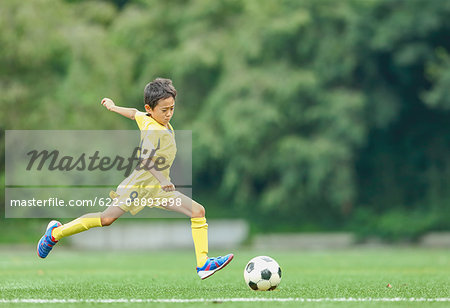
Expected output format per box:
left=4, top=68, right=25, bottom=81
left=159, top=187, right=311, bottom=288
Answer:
left=135, top=112, right=149, bottom=130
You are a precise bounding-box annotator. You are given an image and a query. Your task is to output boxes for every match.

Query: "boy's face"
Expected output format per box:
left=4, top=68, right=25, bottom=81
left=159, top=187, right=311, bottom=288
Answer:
left=145, top=97, right=175, bottom=127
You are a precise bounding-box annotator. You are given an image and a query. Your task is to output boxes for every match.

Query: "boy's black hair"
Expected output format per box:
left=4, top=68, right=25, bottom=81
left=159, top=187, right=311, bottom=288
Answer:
left=144, top=78, right=177, bottom=109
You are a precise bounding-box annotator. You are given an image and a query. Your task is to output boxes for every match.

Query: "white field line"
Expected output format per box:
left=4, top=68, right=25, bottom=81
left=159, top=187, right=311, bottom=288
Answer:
left=0, top=298, right=449, bottom=303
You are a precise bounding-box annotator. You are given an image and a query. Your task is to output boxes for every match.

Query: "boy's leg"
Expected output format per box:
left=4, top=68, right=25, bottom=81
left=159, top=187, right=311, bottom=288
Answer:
left=52, top=205, right=125, bottom=241
left=163, top=194, right=208, bottom=267
left=163, top=193, right=233, bottom=279
left=37, top=206, right=125, bottom=258
left=190, top=217, right=209, bottom=268
left=51, top=213, right=101, bottom=241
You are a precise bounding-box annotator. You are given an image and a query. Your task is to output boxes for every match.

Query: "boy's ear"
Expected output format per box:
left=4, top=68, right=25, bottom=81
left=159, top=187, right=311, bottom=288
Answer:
left=144, top=104, right=152, bottom=112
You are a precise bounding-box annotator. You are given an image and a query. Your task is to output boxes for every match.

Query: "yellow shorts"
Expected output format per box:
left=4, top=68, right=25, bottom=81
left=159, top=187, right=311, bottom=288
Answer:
left=110, top=183, right=183, bottom=216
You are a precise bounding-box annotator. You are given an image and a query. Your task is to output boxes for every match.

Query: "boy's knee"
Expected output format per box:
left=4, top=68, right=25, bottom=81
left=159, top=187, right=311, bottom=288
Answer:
left=100, top=205, right=124, bottom=226
left=101, top=217, right=116, bottom=227
left=192, top=203, right=205, bottom=218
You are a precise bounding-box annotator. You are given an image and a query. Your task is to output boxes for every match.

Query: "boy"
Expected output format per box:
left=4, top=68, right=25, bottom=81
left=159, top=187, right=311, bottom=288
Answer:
left=37, top=78, right=233, bottom=279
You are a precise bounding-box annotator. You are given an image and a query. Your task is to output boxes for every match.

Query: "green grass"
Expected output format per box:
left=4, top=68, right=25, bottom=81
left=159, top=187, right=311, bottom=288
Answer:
left=0, top=247, right=449, bottom=307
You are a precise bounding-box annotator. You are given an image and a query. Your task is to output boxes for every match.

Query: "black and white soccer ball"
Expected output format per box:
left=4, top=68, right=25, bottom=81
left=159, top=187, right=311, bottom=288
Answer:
left=244, top=256, right=282, bottom=291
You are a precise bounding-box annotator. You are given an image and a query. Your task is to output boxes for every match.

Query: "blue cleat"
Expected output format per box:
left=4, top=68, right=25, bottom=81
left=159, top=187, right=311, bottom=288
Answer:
left=37, top=220, right=61, bottom=258
left=196, top=253, right=234, bottom=279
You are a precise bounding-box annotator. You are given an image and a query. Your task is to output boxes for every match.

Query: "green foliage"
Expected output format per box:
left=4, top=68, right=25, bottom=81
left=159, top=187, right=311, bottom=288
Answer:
left=1, top=0, right=450, bottom=240
left=424, top=48, right=450, bottom=109
left=352, top=207, right=445, bottom=242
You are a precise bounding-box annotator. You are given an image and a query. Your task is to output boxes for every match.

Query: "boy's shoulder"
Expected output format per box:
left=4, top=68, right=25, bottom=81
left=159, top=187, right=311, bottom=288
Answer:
left=135, top=111, right=164, bottom=131
left=135, top=111, right=147, bottom=116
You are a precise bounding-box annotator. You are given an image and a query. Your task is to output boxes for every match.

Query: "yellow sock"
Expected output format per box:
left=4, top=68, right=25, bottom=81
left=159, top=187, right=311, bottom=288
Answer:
left=52, top=214, right=102, bottom=241
left=191, top=217, right=209, bottom=267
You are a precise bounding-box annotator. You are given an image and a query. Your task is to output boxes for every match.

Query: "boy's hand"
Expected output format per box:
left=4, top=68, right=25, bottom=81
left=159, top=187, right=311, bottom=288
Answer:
left=160, top=180, right=175, bottom=192
left=101, top=98, right=115, bottom=111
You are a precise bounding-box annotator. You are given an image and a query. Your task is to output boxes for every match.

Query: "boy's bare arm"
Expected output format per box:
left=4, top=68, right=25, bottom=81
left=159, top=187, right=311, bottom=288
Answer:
left=101, top=98, right=138, bottom=120
left=140, top=158, right=175, bottom=192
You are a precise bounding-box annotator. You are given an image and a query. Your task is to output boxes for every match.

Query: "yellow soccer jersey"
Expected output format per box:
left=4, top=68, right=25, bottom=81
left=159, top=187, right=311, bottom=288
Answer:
left=112, top=112, right=179, bottom=215
left=134, top=111, right=177, bottom=180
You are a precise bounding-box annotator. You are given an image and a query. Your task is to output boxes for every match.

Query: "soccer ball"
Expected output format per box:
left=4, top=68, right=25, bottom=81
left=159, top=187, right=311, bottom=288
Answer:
left=244, top=256, right=282, bottom=291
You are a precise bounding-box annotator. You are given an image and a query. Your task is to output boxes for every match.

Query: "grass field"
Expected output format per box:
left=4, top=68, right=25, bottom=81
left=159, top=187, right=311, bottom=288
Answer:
left=0, top=247, right=449, bottom=307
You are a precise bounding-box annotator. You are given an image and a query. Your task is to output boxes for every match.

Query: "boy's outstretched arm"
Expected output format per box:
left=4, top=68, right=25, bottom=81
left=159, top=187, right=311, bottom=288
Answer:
left=101, top=98, right=138, bottom=120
